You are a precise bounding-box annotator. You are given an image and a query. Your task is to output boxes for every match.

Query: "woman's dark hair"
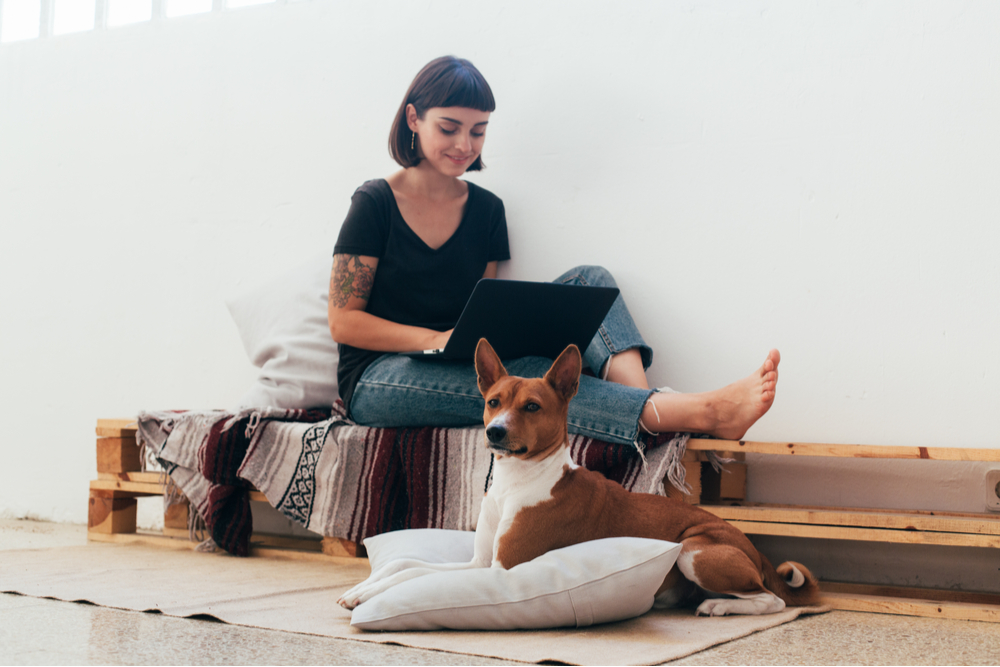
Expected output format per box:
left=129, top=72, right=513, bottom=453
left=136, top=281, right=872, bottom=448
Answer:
left=389, top=56, right=496, bottom=171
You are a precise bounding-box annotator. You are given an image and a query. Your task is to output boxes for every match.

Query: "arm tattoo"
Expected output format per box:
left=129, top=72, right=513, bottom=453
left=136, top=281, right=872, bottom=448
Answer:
left=331, top=255, right=376, bottom=308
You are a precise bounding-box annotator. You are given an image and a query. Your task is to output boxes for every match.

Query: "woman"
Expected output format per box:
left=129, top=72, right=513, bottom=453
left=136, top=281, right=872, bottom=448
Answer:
left=328, top=56, right=779, bottom=446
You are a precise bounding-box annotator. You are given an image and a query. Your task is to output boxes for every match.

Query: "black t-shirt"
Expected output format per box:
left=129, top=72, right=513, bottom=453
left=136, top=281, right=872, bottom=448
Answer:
left=333, top=178, right=510, bottom=410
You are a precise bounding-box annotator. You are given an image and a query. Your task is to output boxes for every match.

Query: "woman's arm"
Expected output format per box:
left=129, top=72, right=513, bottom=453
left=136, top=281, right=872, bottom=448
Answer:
left=328, top=254, right=452, bottom=352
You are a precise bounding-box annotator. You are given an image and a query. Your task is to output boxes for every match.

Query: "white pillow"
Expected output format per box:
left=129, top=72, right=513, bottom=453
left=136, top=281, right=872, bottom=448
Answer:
left=351, top=529, right=682, bottom=631
left=365, top=529, right=477, bottom=570
left=226, top=254, right=339, bottom=410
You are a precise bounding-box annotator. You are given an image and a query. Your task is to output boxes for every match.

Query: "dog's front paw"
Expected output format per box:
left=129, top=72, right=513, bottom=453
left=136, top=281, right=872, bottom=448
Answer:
left=338, top=580, right=380, bottom=610
left=337, top=584, right=364, bottom=610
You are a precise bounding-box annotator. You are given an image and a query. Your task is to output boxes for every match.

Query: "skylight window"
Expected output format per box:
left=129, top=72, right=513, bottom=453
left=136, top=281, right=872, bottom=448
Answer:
left=227, top=0, right=275, bottom=7
left=165, top=0, right=213, bottom=18
left=1, top=0, right=289, bottom=43
left=107, top=0, right=153, bottom=27
left=1, top=0, right=42, bottom=42
left=53, top=0, right=97, bottom=35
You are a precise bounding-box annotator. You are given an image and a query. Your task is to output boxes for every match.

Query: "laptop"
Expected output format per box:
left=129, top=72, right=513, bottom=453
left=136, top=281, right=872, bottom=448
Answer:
left=403, top=278, right=619, bottom=361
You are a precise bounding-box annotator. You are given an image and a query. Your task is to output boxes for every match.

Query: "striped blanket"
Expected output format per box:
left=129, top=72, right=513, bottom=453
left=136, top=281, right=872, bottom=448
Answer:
left=137, top=402, right=690, bottom=557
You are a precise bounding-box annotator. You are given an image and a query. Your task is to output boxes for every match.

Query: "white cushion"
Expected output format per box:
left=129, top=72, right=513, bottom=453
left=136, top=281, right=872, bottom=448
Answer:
left=351, top=529, right=682, bottom=631
left=226, top=254, right=339, bottom=410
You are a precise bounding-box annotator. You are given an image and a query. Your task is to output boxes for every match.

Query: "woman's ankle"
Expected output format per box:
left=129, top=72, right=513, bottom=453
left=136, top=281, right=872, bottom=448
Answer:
left=642, top=392, right=712, bottom=434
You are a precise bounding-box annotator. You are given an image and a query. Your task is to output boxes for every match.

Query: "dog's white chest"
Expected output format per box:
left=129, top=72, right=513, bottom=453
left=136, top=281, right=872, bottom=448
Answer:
left=477, top=449, right=576, bottom=567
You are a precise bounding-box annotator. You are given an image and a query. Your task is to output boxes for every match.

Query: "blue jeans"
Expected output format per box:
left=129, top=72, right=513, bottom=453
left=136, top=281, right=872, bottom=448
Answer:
left=350, top=266, right=655, bottom=445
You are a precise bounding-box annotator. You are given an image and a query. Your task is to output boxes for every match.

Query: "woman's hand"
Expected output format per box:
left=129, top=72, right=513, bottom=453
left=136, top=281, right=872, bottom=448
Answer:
left=427, top=328, right=454, bottom=351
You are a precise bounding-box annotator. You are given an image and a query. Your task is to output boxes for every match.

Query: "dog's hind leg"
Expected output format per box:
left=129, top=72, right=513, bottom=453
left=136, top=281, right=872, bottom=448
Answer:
left=653, top=564, right=698, bottom=609
left=675, top=538, right=785, bottom=616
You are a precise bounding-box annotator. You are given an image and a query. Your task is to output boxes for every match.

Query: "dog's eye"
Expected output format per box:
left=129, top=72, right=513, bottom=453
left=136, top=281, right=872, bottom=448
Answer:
left=487, top=398, right=500, bottom=408
left=524, top=402, right=540, bottom=412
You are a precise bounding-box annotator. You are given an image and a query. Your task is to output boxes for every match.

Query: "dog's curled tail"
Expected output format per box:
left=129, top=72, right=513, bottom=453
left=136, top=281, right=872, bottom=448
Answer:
left=763, top=559, right=822, bottom=607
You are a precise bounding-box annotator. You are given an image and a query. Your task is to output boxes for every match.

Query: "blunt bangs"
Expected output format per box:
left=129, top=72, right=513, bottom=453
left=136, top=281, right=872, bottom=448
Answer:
left=414, top=63, right=496, bottom=114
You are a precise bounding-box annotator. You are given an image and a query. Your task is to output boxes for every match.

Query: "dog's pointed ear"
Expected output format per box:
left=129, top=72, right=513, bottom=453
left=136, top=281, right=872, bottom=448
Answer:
left=544, top=344, right=581, bottom=402
left=475, top=338, right=508, bottom=396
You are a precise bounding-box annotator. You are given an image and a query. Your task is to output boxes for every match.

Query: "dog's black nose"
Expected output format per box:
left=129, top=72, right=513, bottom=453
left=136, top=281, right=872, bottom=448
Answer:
left=486, top=424, right=507, bottom=443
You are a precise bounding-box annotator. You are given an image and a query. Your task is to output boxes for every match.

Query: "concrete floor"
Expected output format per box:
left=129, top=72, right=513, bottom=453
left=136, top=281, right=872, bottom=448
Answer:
left=3, top=519, right=1000, bottom=665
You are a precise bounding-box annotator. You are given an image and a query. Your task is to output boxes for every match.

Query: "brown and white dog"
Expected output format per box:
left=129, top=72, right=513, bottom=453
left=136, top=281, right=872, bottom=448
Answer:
left=339, top=339, right=820, bottom=616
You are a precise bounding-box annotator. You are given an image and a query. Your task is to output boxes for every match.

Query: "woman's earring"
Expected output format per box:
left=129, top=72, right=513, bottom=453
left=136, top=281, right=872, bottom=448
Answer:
left=411, top=132, right=415, bottom=151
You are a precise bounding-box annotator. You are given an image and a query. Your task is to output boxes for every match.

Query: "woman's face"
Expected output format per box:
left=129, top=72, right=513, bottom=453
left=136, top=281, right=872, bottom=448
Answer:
left=407, top=105, right=491, bottom=177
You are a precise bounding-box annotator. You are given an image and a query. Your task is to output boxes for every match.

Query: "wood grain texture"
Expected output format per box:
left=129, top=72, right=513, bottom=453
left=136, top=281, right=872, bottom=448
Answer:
left=96, top=438, right=141, bottom=473
left=96, top=419, right=138, bottom=438
left=726, top=519, right=1000, bottom=548
left=321, top=537, right=364, bottom=558
left=88, top=531, right=362, bottom=564
left=686, top=439, right=1000, bottom=461
left=665, top=460, right=702, bottom=505
left=88, top=494, right=137, bottom=534
left=700, top=504, right=1000, bottom=536
left=822, top=582, right=1000, bottom=623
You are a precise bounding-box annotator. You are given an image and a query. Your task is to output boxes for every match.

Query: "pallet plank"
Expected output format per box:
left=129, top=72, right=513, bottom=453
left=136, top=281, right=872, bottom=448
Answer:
left=98, top=472, right=165, bottom=484
left=88, top=493, right=137, bottom=534
left=96, top=437, right=141, bottom=473
left=88, top=531, right=362, bottom=564
left=90, top=479, right=165, bottom=497
left=700, top=504, right=1000, bottom=537
left=322, top=537, right=365, bottom=558
left=687, top=439, right=1000, bottom=462
left=96, top=419, right=138, bottom=438
left=665, top=460, right=702, bottom=505
left=92, top=474, right=264, bottom=502
left=700, top=462, right=747, bottom=502
left=727, top=520, right=1000, bottom=548
left=164, top=501, right=189, bottom=530
left=823, top=591, right=1000, bottom=623
left=823, top=581, right=1000, bottom=607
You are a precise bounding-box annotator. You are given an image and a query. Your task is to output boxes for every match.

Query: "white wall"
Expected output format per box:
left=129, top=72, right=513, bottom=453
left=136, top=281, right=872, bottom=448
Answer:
left=2, top=0, right=998, bottom=579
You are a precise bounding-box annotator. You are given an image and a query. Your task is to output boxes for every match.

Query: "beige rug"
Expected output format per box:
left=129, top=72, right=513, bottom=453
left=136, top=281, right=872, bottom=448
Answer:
left=0, top=543, right=826, bottom=666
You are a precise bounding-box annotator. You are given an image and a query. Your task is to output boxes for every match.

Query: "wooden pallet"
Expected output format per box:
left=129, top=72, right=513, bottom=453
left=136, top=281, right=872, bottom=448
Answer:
left=89, top=419, right=361, bottom=558
left=90, top=419, right=1000, bottom=621
left=687, top=438, right=1000, bottom=622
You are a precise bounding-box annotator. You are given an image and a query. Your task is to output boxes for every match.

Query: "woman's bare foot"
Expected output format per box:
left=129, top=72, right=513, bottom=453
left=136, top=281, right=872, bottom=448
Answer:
left=703, top=349, right=780, bottom=440
left=642, top=350, right=780, bottom=439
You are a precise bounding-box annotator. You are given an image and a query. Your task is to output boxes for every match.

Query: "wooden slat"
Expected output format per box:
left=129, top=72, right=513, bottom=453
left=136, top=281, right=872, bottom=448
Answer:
left=92, top=474, right=265, bottom=502
left=164, top=501, right=189, bottom=530
left=726, top=520, right=1000, bottom=548
left=88, top=530, right=195, bottom=551
left=823, top=581, right=1000, bottom=607
left=700, top=504, right=1000, bottom=537
left=822, top=582, right=1000, bottom=623
left=96, top=437, right=141, bottom=473
left=98, top=472, right=166, bottom=484
left=700, top=462, right=747, bottom=502
left=87, top=530, right=362, bottom=564
left=88, top=493, right=136, bottom=534
left=96, top=419, right=138, bottom=438
left=686, top=439, right=1000, bottom=462
left=665, top=460, right=702, bottom=505
left=322, top=537, right=365, bottom=558
left=159, top=528, right=325, bottom=553
left=249, top=533, right=323, bottom=552
left=90, top=478, right=165, bottom=497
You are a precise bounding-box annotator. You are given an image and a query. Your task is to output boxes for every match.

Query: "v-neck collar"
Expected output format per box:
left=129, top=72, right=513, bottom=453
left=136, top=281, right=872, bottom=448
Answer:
left=382, top=178, right=475, bottom=253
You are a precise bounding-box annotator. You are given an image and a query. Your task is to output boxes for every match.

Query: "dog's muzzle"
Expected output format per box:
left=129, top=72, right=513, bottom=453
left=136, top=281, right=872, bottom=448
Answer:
left=486, top=424, right=507, bottom=444
left=485, top=422, right=527, bottom=455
